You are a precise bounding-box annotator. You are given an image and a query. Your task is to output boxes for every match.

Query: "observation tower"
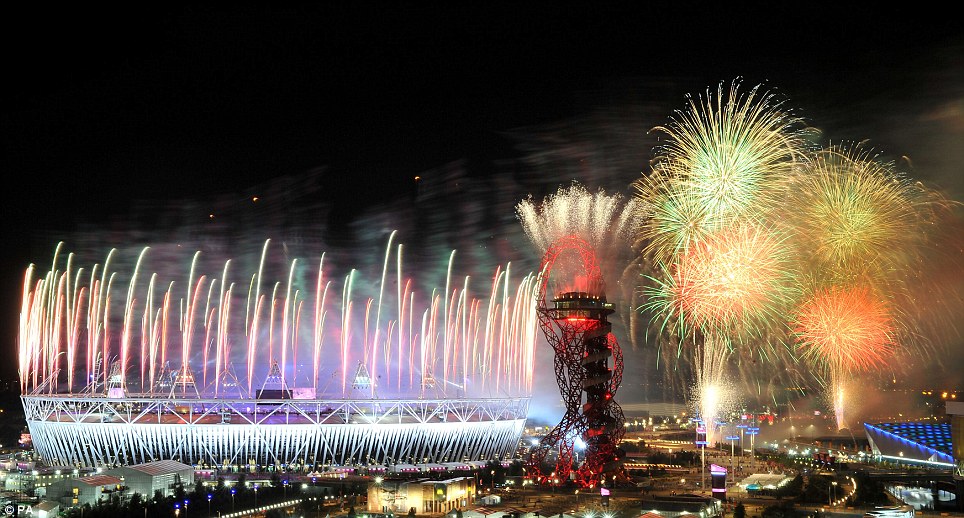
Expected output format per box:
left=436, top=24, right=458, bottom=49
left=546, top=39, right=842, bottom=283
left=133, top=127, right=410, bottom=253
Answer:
left=531, top=236, right=625, bottom=488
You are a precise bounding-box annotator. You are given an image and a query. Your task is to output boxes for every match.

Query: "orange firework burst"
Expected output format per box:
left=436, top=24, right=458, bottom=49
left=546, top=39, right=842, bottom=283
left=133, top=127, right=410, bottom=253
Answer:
left=657, top=223, right=798, bottom=337
left=792, top=286, right=895, bottom=373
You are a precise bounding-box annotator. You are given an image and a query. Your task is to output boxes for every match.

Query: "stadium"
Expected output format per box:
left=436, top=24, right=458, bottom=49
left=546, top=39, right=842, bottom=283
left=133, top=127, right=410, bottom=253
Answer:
left=19, top=239, right=537, bottom=469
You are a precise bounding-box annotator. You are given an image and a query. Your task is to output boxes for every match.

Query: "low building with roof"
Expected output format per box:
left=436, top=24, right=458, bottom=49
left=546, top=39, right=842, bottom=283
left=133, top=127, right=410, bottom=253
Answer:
left=45, top=474, right=126, bottom=508
left=731, top=473, right=794, bottom=494
left=368, top=476, right=475, bottom=515
left=33, top=500, right=60, bottom=518
left=107, top=460, right=195, bottom=499
left=639, top=494, right=723, bottom=518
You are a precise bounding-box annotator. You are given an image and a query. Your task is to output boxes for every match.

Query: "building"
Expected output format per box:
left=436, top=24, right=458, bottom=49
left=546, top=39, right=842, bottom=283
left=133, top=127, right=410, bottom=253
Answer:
left=731, top=473, right=793, bottom=494
left=46, top=474, right=126, bottom=508
left=639, top=494, right=723, bottom=518
left=33, top=500, right=60, bottom=518
left=108, top=460, right=195, bottom=499
left=368, top=477, right=475, bottom=515
left=946, top=401, right=964, bottom=511
left=864, top=422, right=955, bottom=468
left=0, top=466, right=90, bottom=496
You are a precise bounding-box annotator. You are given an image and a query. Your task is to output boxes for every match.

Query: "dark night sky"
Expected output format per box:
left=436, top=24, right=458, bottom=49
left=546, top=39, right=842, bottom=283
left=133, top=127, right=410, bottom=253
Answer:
left=3, top=4, right=963, bottom=394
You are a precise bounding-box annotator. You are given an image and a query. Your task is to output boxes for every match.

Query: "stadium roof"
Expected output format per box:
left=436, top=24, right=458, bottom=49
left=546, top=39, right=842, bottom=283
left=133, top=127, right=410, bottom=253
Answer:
left=866, top=422, right=952, bottom=455
left=864, top=422, right=955, bottom=467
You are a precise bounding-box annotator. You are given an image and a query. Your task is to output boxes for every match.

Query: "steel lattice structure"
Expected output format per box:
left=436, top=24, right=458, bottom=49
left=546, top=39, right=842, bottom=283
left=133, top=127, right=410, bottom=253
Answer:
left=530, top=236, right=625, bottom=488
left=23, top=394, right=528, bottom=468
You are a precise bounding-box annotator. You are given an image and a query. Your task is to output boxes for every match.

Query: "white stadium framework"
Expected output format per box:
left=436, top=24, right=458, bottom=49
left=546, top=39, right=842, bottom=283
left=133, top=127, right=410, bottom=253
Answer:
left=23, top=395, right=530, bottom=469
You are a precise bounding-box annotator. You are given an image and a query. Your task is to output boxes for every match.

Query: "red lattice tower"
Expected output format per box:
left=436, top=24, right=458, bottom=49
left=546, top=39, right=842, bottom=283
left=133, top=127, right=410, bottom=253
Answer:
left=529, top=235, right=625, bottom=488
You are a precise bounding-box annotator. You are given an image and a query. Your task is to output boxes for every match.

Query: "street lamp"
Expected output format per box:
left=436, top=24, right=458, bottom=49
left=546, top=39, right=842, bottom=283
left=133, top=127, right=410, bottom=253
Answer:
left=283, top=479, right=289, bottom=500
left=830, top=481, right=838, bottom=506
left=491, top=470, right=495, bottom=492
left=207, top=494, right=212, bottom=517
left=574, top=490, right=580, bottom=509
left=254, top=484, right=259, bottom=508
left=230, top=488, right=236, bottom=512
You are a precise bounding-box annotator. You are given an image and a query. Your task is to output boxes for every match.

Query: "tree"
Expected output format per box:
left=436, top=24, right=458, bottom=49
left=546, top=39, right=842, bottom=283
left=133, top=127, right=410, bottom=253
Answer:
left=649, top=451, right=671, bottom=465
left=772, top=474, right=803, bottom=499
left=129, top=492, right=144, bottom=511
left=801, top=475, right=824, bottom=503
left=761, top=501, right=795, bottom=518
left=734, top=503, right=746, bottom=518
left=173, top=474, right=187, bottom=502
left=851, top=475, right=890, bottom=506
left=300, top=497, right=314, bottom=516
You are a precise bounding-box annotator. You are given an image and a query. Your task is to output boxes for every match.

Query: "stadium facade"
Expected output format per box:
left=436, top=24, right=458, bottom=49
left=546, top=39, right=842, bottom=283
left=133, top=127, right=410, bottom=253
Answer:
left=23, top=394, right=529, bottom=469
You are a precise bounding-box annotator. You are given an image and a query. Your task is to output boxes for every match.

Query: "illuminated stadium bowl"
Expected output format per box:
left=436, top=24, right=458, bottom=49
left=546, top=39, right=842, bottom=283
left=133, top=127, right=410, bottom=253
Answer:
left=19, top=239, right=537, bottom=469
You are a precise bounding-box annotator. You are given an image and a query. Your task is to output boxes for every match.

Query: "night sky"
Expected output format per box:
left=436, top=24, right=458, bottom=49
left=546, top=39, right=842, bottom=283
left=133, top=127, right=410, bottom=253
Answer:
left=4, top=5, right=963, bottom=402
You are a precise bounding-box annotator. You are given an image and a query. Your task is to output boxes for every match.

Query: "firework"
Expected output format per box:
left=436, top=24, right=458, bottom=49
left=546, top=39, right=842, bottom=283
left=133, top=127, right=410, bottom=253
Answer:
left=635, top=80, right=963, bottom=427
left=517, top=182, right=639, bottom=255
left=789, top=145, right=941, bottom=282
left=792, top=284, right=894, bottom=374
left=692, top=333, right=739, bottom=446
left=19, top=236, right=539, bottom=398
left=632, top=173, right=715, bottom=267
left=792, top=284, right=898, bottom=429
left=635, top=80, right=809, bottom=265
left=517, top=181, right=640, bottom=303
left=784, top=144, right=960, bottom=425
left=632, top=80, right=811, bottom=411
left=644, top=223, right=799, bottom=340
